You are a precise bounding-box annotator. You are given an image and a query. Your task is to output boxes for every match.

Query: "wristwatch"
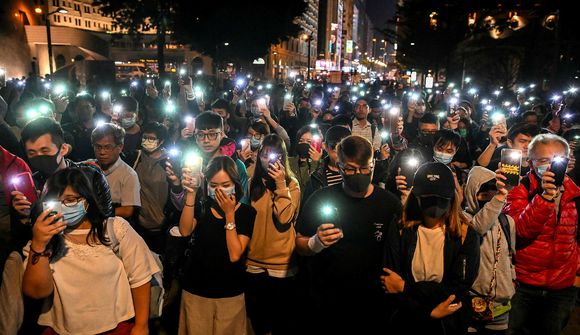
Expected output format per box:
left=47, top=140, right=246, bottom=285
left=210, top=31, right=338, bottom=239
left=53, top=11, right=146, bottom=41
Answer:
left=225, top=222, right=236, bottom=231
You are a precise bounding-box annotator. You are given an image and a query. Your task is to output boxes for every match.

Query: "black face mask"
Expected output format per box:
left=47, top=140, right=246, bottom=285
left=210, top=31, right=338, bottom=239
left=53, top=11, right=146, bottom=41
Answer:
left=296, top=143, right=311, bottom=158
left=418, top=133, right=435, bottom=147
left=29, top=151, right=62, bottom=177
left=418, top=196, right=452, bottom=219
left=342, top=173, right=372, bottom=194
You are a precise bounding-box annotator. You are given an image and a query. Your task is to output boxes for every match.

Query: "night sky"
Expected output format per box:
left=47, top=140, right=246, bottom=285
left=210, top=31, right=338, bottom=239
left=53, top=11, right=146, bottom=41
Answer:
left=366, top=0, right=395, bottom=30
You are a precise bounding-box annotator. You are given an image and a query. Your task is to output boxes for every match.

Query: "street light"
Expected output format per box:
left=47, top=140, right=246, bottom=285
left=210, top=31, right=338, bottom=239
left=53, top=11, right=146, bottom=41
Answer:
left=302, top=34, right=312, bottom=81
left=36, top=6, right=68, bottom=76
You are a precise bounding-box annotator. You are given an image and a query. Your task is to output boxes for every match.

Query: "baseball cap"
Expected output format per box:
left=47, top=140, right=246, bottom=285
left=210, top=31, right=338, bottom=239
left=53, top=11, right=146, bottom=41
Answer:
left=412, top=162, right=455, bottom=199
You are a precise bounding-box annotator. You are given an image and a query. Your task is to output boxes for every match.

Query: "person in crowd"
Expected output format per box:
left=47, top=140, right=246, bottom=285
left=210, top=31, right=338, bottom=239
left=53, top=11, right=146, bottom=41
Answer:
left=432, top=129, right=463, bottom=169
left=114, top=96, right=142, bottom=153
left=62, top=94, right=99, bottom=162
left=252, top=97, right=291, bottom=150
left=521, top=111, right=539, bottom=127
left=211, top=98, right=248, bottom=141
left=91, top=123, right=141, bottom=221
left=288, top=125, right=323, bottom=193
left=167, top=111, right=249, bottom=207
left=404, top=95, right=428, bottom=140
left=352, top=97, right=381, bottom=151
left=245, top=134, right=300, bottom=335
left=503, top=133, right=580, bottom=335
left=477, top=123, right=539, bottom=176
left=12, top=117, right=113, bottom=229
left=177, top=156, right=256, bottom=335
left=541, top=112, right=562, bottom=135
left=442, top=111, right=473, bottom=169
left=21, top=168, right=159, bottom=335
left=409, top=113, right=440, bottom=157
left=331, top=114, right=352, bottom=130
left=301, top=126, right=351, bottom=203
left=124, top=122, right=174, bottom=253
left=0, top=96, right=25, bottom=159
left=295, top=135, right=401, bottom=333
left=238, top=118, right=270, bottom=180
left=463, top=167, right=516, bottom=334
left=385, top=162, right=480, bottom=335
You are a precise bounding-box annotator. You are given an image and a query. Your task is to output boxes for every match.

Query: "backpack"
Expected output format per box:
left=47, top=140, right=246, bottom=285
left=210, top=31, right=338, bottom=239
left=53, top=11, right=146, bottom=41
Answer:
left=105, top=218, right=165, bottom=319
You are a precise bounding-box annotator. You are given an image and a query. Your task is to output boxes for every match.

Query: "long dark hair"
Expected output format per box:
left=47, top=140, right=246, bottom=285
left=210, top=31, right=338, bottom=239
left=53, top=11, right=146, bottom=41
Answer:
left=43, top=168, right=109, bottom=249
left=250, top=133, right=295, bottom=201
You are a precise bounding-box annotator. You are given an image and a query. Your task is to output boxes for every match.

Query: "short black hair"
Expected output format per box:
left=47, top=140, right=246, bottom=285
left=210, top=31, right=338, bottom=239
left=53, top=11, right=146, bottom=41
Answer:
left=91, top=123, right=125, bottom=146
left=507, top=123, right=540, bottom=142
left=337, top=135, right=373, bottom=166
left=332, top=114, right=351, bottom=127
left=249, top=118, right=270, bottom=135
left=419, top=113, right=439, bottom=126
left=521, top=110, right=537, bottom=120
left=114, top=96, right=139, bottom=113
left=434, top=129, right=461, bottom=149
left=296, top=125, right=322, bottom=143
left=21, top=117, right=65, bottom=148
left=142, top=122, right=169, bottom=144
left=195, top=111, right=223, bottom=131
left=211, top=98, right=231, bottom=114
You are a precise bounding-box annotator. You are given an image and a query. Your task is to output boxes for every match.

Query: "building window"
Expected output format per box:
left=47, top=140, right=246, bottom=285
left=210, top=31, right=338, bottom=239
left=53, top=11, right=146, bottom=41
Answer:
left=53, top=0, right=58, bottom=6
left=75, top=18, right=80, bottom=26
left=93, top=8, right=96, bottom=13
left=85, top=20, right=90, bottom=28
left=74, top=4, right=80, bottom=11
left=85, top=6, right=90, bottom=13
left=94, top=21, right=97, bottom=27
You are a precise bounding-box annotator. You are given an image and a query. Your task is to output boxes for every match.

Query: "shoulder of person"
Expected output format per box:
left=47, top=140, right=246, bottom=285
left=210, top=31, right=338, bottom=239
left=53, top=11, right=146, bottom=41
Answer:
left=107, top=216, right=132, bottom=242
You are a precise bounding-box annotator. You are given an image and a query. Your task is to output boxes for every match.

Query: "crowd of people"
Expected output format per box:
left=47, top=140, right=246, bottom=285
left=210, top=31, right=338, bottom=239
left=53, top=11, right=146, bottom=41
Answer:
left=0, top=72, right=579, bottom=335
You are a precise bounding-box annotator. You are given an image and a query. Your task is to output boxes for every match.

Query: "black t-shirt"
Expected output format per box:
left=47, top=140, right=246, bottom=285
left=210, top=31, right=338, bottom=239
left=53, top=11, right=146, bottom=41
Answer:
left=296, top=184, right=401, bottom=308
left=181, top=202, right=256, bottom=298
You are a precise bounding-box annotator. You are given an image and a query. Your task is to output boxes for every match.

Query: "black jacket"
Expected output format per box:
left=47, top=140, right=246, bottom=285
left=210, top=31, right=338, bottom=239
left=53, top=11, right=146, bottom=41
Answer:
left=384, top=222, right=480, bottom=334
left=302, top=157, right=330, bottom=205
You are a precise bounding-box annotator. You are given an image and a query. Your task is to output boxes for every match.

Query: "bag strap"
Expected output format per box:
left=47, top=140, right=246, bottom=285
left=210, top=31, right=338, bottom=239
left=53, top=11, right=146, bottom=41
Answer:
left=132, top=150, right=142, bottom=170
left=487, top=224, right=502, bottom=297
left=498, top=213, right=513, bottom=262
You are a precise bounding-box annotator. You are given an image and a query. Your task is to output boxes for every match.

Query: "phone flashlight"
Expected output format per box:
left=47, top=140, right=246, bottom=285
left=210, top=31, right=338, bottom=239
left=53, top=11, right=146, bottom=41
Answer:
left=184, top=115, right=194, bottom=129
left=485, top=105, right=493, bottom=112
left=503, top=101, right=511, bottom=107
left=553, top=156, right=566, bottom=164
left=468, top=88, right=477, bottom=95
left=11, top=177, right=20, bottom=186
left=314, top=99, right=322, bottom=107
left=381, top=131, right=389, bottom=140
left=166, top=102, right=176, bottom=113
left=100, top=91, right=110, bottom=99
left=438, top=112, right=446, bottom=118
left=492, top=113, right=505, bottom=123
left=266, top=83, right=272, bottom=89
left=309, top=123, right=318, bottom=129
left=285, top=93, right=292, bottom=100
left=236, top=79, right=245, bottom=86
left=121, top=89, right=127, bottom=96
left=449, top=97, right=458, bottom=106
left=184, top=152, right=203, bottom=171
left=179, top=68, right=186, bottom=76
left=268, top=153, right=280, bottom=163
left=551, top=94, right=561, bottom=101
left=196, top=70, right=202, bottom=76
left=43, top=82, right=51, bottom=89
left=389, top=107, right=400, bottom=116
left=146, top=79, right=152, bottom=85
left=168, top=147, right=180, bottom=157
left=113, top=105, right=122, bottom=114
left=164, top=80, right=171, bottom=87
left=130, top=81, right=138, bottom=88
left=493, top=90, right=501, bottom=96
left=257, top=85, right=263, bottom=91
left=95, top=119, right=106, bottom=128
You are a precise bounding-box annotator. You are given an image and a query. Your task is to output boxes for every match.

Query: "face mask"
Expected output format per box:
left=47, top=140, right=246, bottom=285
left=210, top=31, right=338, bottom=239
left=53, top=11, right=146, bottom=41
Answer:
left=418, top=196, right=451, bottom=219
left=433, top=151, right=454, bottom=165
left=296, top=143, right=311, bottom=158
left=250, top=106, right=261, bottom=117
left=250, top=137, right=262, bottom=151
left=29, top=151, right=62, bottom=176
left=207, top=185, right=236, bottom=200
left=62, top=200, right=87, bottom=227
left=418, top=133, right=435, bottom=147
left=120, top=116, right=136, bottom=129
left=342, top=173, right=372, bottom=194
left=535, top=163, right=549, bottom=177
left=141, top=139, right=159, bottom=153
left=458, top=129, right=467, bottom=138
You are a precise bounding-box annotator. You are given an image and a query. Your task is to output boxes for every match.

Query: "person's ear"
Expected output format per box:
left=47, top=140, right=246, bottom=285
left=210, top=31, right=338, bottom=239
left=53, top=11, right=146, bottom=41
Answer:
left=60, top=143, right=71, bottom=157
left=507, top=140, right=513, bottom=148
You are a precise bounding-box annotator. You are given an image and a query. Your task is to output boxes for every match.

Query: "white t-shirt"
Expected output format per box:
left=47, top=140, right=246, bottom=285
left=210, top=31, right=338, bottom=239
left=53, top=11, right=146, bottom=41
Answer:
left=412, top=225, right=445, bottom=283
left=24, top=217, right=159, bottom=335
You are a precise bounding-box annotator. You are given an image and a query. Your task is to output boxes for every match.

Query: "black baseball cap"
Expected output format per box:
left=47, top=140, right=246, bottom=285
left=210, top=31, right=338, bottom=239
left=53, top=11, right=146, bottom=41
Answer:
left=412, top=162, right=455, bottom=199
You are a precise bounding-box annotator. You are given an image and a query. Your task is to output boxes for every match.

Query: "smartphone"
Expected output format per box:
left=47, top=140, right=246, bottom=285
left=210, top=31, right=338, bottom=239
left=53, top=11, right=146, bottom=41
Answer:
left=500, top=149, right=522, bottom=187
left=179, top=67, right=188, bottom=81
left=256, top=98, right=267, bottom=111
left=492, top=113, right=508, bottom=142
left=321, top=205, right=340, bottom=229
left=550, top=156, right=569, bottom=187
left=42, top=200, right=63, bottom=218
left=239, top=139, right=250, bottom=152
left=311, top=134, right=322, bottom=152
left=268, top=153, right=281, bottom=165
left=283, top=93, right=293, bottom=108
left=11, top=172, right=38, bottom=204
left=380, top=131, right=390, bottom=145
left=184, top=152, right=203, bottom=174
left=184, top=115, right=195, bottom=130
left=389, top=107, right=400, bottom=134
left=400, top=156, right=421, bottom=187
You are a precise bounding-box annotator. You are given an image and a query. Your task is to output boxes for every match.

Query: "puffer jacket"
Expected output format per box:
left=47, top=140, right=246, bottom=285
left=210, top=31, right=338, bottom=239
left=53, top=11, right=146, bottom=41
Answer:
left=463, top=167, right=516, bottom=305
left=503, top=171, right=580, bottom=290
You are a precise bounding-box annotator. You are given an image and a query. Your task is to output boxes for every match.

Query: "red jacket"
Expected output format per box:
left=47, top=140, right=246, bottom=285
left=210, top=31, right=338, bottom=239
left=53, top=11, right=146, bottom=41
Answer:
left=503, top=171, right=580, bottom=290
left=0, top=146, right=32, bottom=206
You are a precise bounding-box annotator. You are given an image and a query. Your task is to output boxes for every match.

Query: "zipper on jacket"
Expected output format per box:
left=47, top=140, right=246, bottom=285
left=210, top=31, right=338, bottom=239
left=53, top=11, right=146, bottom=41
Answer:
left=462, top=256, right=466, bottom=281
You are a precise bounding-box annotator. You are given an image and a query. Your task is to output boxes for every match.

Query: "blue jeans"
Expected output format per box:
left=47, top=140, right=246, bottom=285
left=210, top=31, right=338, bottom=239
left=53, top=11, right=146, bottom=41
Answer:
left=508, top=284, right=577, bottom=335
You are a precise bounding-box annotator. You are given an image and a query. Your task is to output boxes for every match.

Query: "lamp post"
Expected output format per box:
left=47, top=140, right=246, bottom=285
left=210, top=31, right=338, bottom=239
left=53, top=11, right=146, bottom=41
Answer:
left=36, top=7, right=68, bottom=76
left=302, top=34, right=312, bottom=81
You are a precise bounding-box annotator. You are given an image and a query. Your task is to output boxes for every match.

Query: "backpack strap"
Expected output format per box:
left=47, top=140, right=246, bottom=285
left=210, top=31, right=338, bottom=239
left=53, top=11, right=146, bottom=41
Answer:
left=498, top=213, right=514, bottom=264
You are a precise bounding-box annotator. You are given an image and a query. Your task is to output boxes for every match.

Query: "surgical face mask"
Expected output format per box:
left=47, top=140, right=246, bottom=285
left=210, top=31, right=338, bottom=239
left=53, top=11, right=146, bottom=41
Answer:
left=296, top=143, right=311, bottom=158
left=120, top=116, right=136, bottom=129
left=458, top=129, right=467, bottom=138
left=141, top=139, right=159, bottom=153
left=250, top=137, right=262, bottom=151
left=62, top=200, right=87, bottom=227
left=535, top=163, right=549, bottom=177
left=342, top=173, right=372, bottom=194
left=418, top=196, right=451, bottom=219
left=207, top=185, right=236, bottom=200
left=433, top=151, right=454, bottom=165
left=29, top=151, right=63, bottom=176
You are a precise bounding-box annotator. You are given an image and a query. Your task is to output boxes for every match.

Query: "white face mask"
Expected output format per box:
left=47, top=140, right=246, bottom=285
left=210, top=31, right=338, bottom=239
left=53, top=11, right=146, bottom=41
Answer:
left=433, top=151, right=454, bottom=165
left=141, top=139, right=159, bottom=152
left=535, top=163, right=549, bottom=176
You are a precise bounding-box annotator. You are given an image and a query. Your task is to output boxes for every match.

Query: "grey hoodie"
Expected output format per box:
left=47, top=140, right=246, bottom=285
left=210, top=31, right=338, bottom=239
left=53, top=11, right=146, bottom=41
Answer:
left=463, top=166, right=516, bottom=304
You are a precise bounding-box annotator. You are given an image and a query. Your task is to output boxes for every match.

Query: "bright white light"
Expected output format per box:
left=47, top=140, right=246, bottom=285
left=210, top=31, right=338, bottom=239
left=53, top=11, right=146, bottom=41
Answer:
left=196, top=70, right=203, bottom=75
left=322, top=205, right=333, bottom=216
left=493, top=90, right=501, bottom=96
left=257, top=85, right=263, bottom=90
left=95, top=119, right=106, bottom=128
left=164, top=81, right=171, bottom=87
left=380, top=131, right=389, bottom=139
left=179, top=68, right=186, bottom=75
left=464, top=77, right=471, bottom=83
left=481, top=99, right=489, bottom=105
left=43, top=82, right=51, bottom=89
left=448, top=82, right=455, bottom=88
left=113, top=105, right=122, bottom=113
left=389, top=107, right=400, bottom=116
left=552, top=95, right=561, bottom=101
left=568, top=87, right=577, bottom=93
left=553, top=156, right=566, bottom=164
left=517, top=87, right=526, bottom=93
left=168, top=148, right=180, bottom=157
left=510, top=151, right=521, bottom=159
left=492, top=113, right=505, bottom=122
left=438, top=112, right=446, bottom=118
left=529, top=83, right=536, bottom=89
left=266, top=83, right=272, bottom=89
left=236, top=79, right=244, bottom=86
left=485, top=105, right=493, bottom=111
left=503, top=101, right=511, bottom=107
left=449, top=97, right=458, bottom=106
left=314, top=99, right=322, bottom=106
left=309, top=123, right=318, bottom=128
left=468, top=88, right=477, bottom=95
left=268, top=153, right=278, bottom=161
left=130, top=81, right=138, bottom=87
left=408, top=157, right=419, bottom=167
left=53, top=84, right=66, bottom=95
left=11, top=177, right=20, bottom=185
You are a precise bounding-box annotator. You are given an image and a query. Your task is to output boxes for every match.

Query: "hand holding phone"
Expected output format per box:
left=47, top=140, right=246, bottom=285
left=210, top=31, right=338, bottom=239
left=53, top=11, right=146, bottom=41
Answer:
left=321, top=205, right=340, bottom=230
left=550, top=156, right=569, bottom=187
left=11, top=172, right=38, bottom=204
left=399, top=156, right=421, bottom=187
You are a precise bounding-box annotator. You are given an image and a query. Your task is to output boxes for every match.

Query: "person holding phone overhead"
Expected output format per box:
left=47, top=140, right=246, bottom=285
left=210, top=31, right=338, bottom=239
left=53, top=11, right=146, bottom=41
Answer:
left=245, top=134, right=300, bottom=335
left=296, top=135, right=401, bottom=333
left=288, top=125, right=323, bottom=195
left=503, top=133, right=580, bottom=335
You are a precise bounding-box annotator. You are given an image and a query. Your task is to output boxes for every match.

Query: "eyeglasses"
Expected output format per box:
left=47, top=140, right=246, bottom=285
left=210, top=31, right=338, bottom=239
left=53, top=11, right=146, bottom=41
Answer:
left=93, top=144, right=119, bottom=152
left=532, top=158, right=552, bottom=165
left=420, top=130, right=437, bottom=135
left=60, top=197, right=85, bottom=207
left=249, top=133, right=264, bottom=141
left=194, top=131, right=221, bottom=140
left=337, top=162, right=374, bottom=176
left=142, top=135, right=158, bottom=141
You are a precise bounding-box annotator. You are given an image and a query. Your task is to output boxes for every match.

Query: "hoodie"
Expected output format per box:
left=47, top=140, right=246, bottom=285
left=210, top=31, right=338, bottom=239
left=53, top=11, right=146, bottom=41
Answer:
left=463, top=166, right=516, bottom=305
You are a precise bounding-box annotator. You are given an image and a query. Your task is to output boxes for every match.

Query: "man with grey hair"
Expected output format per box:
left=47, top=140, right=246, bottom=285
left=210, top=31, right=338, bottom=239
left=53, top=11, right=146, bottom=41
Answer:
left=503, top=133, right=580, bottom=335
left=91, top=123, right=141, bottom=221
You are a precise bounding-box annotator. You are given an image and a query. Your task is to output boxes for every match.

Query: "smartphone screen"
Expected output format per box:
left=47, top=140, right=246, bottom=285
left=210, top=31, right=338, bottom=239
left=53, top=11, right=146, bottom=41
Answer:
left=311, top=135, right=322, bottom=152
left=283, top=94, right=293, bottom=108
left=550, top=156, right=569, bottom=187
left=12, top=172, right=38, bottom=203
left=500, top=149, right=522, bottom=187
left=321, top=205, right=339, bottom=229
